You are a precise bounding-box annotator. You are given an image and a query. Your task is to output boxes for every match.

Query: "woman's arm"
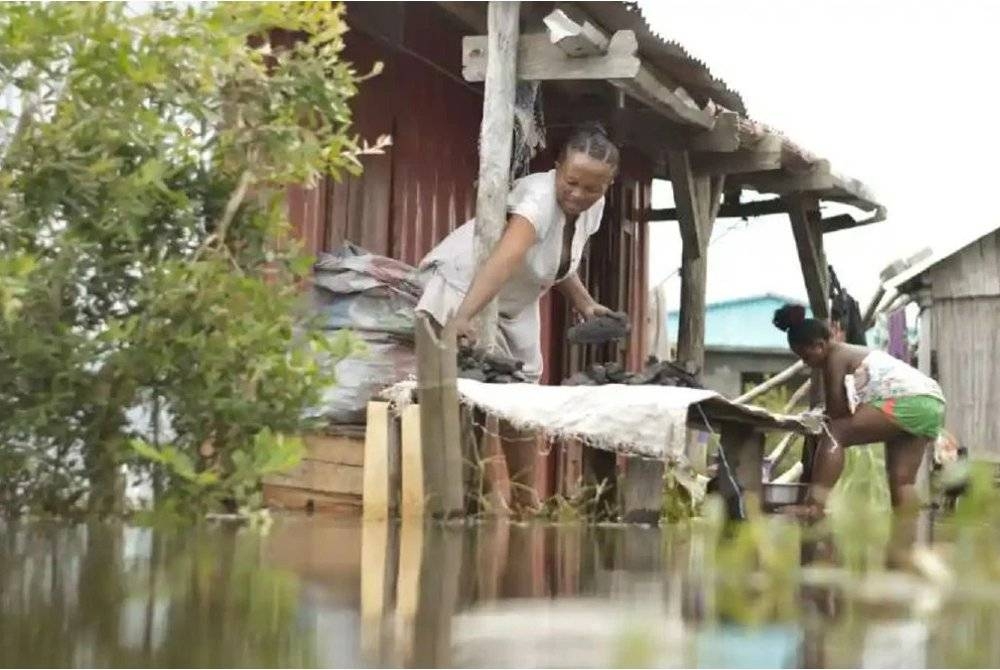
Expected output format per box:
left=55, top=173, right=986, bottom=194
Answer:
left=554, top=272, right=597, bottom=315
left=824, top=348, right=851, bottom=419
left=452, top=215, right=536, bottom=337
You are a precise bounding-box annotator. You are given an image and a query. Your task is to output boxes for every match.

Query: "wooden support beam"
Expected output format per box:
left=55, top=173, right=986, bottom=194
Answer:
left=464, top=30, right=640, bottom=82
left=821, top=206, right=887, bottom=233
left=649, top=197, right=787, bottom=221
left=719, top=422, right=765, bottom=511
left=674, top=167, right=717, bottom=376
left=473, top=1, right=519, bottom=347
left=687, top=110, right=740, bottom=152
left=414, top=315, right=465, bottom=517
left=734, top=360, right=808, bottom=405
left=787, top=194, right=829, bottom=320
left=609, top=64, right=715, bottom=129
left=399, top=404, right=425, bottom=517
left=465, top=29, right=714, bottom=129
left=620, top=457, right=664, bottom=524
left=739, top=160, right=834, bottom=195
left=691, top=149, right=781, bottom=177
left=543, top=8, right=609, bottom=57
left=363, top=401, right=399, bottom=520
left=666, top=150, right=703, bottom=259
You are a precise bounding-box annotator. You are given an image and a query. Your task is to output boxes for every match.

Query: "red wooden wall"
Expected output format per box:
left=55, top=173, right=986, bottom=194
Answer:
left=286, top=2, right=651, bottom=384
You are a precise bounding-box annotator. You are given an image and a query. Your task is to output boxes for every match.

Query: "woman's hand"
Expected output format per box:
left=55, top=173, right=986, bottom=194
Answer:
left=451, top=313, right=478, bottom=346
left=580, top=302, right=615, bottom=321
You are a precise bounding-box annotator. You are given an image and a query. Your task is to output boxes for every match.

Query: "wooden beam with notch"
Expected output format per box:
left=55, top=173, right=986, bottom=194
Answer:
left=543, top=8, right=609, bottom=57
left=666, top=150, right=703, bottom=258
left=787, top=194, right=829, bottom=320
left=464, top=30, right=714, bottom=129
left=463, top=31, right=641, bottom=82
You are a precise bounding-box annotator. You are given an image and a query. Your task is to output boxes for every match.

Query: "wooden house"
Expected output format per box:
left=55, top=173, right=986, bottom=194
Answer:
left=893, top=226, right=1000, bottom=462
left=272, top=1, right=886, bottom=515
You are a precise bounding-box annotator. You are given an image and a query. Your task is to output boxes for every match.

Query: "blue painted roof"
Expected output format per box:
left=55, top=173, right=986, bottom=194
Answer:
left=667, top=294, right=809, bottom=350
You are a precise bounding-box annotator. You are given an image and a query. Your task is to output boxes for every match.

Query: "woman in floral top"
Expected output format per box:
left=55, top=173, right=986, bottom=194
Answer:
left=773, top=303, right=946, bottom=513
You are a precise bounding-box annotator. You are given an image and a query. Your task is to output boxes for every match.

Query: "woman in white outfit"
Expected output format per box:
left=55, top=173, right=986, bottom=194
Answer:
left=416, top=125, right=621, bottom=382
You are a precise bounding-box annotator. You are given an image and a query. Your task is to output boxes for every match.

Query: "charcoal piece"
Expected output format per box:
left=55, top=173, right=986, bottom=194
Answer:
left=492, top=374, right=514, bottom=384
left=482, top=351, right=523, bottom=374
left=605, top=361, right=627, bottom=383
left=588, top=364, right=608, bottom=384
left=511, top=370, right=527, bottom=382
left=567, top=313, right=631, bottom=345
left=457, top=368, right=487, bottom=382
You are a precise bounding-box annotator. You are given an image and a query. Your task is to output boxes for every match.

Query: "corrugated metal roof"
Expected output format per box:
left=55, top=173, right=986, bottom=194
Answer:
left=579, top=1, right=746, bottom=115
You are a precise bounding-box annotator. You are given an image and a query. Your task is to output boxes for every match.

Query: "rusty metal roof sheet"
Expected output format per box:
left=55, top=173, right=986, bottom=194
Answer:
left=577, top=1, right=747, bottom=116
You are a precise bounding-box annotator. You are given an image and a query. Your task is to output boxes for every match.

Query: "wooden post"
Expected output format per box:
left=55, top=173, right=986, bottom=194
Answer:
left=719, top=422, right=765, bottom=512
left=473, top=1, right=520, bottom=347
left=414, top=315, right=465, bottom=517
left=363, top=402, right=400, bottom=520
left=671, top=153, right=721, bottom=471
left=400, top=404, right=425, bottom=518
left=620, top=457, right=664, bottom=524
left=787, top=193, right=829, bottom=484
left=915, top=288, right=934, bottom=504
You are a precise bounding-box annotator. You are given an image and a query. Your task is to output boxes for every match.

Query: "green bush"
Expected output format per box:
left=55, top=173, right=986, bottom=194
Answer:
left=0, top=2, right=371, bottom=517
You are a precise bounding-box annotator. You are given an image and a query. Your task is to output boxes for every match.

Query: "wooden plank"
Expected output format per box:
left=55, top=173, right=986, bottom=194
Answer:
left=734, top=361, right=807, bottom=404
left=543, top=8, right=609, bottom=57
left=305, top=433, right=364, bottom=467
left=266, top=459, right=363, bottom=496
left=472, top=1, right=519, bottom=346
left=414, top=315, right=464, bottom=517
left=438, top=321, right=465, bottom=515
left=687, top=110, right=740, bottom=152
left=691, top=149, right=781, bottom=177
left=610, top=64, right=715, bottom=129
left=363, top=402, right=390, bottom=520
left=719, top=422, right=764, bottom=508
left=676, top=174, right=715, bottom=373
left=787, top=193, right=829, bottom=320
left=620, top=457, right=664, bottom=524
left=400, top=404, right=425, bottom=517
left=262, top=484, right=361, bottom=514
left=739, top=160, right=834, bottom=194
left=666, top=150, right=703, bottom=259
left=463, top=30, right=640, bottom=82
left=464, top=29, right=714, bottom=129
left=648, top=196, right=787, bottom=222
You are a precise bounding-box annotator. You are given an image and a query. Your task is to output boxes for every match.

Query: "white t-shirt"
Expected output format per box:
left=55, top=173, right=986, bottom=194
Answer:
left=418, top=169, right=605, bottom=318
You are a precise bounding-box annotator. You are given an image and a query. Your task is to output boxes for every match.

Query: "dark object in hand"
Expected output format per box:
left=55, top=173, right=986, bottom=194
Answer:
left=567, top=311, right=631, bottom=345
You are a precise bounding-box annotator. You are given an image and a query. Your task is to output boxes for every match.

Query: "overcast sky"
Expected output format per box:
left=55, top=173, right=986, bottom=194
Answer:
left=638, top=0, right=1000, bottom=310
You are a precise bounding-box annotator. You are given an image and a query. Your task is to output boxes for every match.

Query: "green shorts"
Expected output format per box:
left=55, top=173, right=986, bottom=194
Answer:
left=869, top=394, right=945, bottom=438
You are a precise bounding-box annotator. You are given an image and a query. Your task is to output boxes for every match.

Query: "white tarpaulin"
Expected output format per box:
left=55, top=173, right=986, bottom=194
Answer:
left=383, top=380, right=822, bottom=462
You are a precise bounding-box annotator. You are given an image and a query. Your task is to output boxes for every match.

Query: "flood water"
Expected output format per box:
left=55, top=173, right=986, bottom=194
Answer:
left=2, top=513, right=999, bottom=668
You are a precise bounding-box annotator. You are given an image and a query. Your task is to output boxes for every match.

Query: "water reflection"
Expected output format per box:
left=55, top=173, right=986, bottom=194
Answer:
left=1, top=512, right=998, bottom=668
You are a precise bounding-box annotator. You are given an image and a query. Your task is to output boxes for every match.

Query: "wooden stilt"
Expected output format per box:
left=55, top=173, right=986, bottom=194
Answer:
left=363, top=401, right=400, bottom=520
left=414, top=314, right=464, bottom=517
left=620, top=457, right=664, bottom=524
left=480, top=413, right=512, bottom=515
left=719, top=421, right=765, bottom=512
left=400, top=404, right=425, bottom=518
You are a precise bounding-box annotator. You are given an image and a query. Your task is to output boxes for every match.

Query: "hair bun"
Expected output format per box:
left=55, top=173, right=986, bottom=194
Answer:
left=773, top=303, right=807, bottom=332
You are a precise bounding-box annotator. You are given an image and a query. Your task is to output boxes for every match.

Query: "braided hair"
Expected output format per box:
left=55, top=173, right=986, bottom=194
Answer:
left=558, top=122, right=620, bottom=173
